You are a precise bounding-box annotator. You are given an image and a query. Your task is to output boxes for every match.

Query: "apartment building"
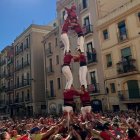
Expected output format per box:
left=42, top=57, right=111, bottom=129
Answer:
left=43, top=25, right=64, bottom=114
left=56, top=0, right=106, bottom=112
left=11, top=24, right=52, bottom=116
left=0, top=46, right=13, bottom=116
left=97, top=0, right=140, bottom=111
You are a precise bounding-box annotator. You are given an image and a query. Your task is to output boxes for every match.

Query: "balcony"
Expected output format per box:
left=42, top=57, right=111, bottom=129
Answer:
left=0, top=60, right=6, bottom=66
left=5, top=86, right=14, bottom=92
left=15, top=64, right=23, bottom=71
left=15, top=48, right=23, bottom=55
left=46, top=49, right=53, bottom=57
left=0, top=73, right=6, bottom=78
left=79, top=3, right=88, bottom=12
left=23, top=61, right=30, bottom=68
left=25, top=96, right=32, bottom=102
left=116, top=58, right=137, bottom=75
left=83, top=24, right=93, bottom=36
left=87, top=52, right=97, bottom=64
left=87, top=83, right=100, bottom=95
left=24, top=44, right=29, bottom=50
left=7, top=58, right=14, bottom=65
left=117, top=31, right=128, bottom=42
left=15, top=82, right=31, bottom=89
left=47, top=67, right=54, bottom=74
left=118, top=90, right=140, bottom=103
left=0, top=100, right=6, bottom=106
left=5, top=72, right=14, bottom=78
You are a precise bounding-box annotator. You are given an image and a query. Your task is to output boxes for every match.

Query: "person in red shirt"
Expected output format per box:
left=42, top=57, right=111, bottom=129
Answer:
left=74, top=49, right=88, bottom=89
left=62, top=51, right=73, bottom=90
left=63, top=85, right=80, bottom=113
left=79, top=85, right=91, bottom=119
left=61, top=3, right=85, bottom=53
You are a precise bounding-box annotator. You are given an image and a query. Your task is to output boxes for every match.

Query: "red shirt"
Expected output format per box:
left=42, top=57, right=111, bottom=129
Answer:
left=79, top=54, right=87, bottom=66
left=80, top=91, right=90, bottom=106
left=63, top=54, right=73, bottom=65
left=64, top=89, right=80, bottom=105
left=100, top=131, right=111, bottom=140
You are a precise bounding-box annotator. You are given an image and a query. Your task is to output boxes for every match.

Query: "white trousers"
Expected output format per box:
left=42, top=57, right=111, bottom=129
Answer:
left=77, top=36, right=85, bottom=52
left=61, top=33, right=70, bottom=53
left=63, top=106, right=73, bottom=113
left=79, top=66, right=88, bottom=89
left=81, top=106, right=91, bottom=118
left=62, top=66, right=73, bottom=89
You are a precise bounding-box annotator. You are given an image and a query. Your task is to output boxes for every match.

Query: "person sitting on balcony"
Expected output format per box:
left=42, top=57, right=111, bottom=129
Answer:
left=121, top=56, right=128, bottom=73
left=61, top=3, right=85, bottom=53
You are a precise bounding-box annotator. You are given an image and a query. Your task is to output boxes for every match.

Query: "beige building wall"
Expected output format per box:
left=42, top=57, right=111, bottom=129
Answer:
left=97, top=0, right=140, bottom=111
left=12, top=24, right=52, bottom=116
left=43, top=26, right=64, bottom=114
left=56, top=0, right=106, bottom=112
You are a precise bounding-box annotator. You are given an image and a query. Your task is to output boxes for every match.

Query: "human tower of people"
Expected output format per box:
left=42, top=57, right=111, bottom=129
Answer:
left=61, top=3, right=91, bottom=119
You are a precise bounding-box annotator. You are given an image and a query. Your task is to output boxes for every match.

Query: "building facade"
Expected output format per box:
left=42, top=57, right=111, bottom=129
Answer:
left=97, top=0, right=140, bottom=111
left=5, top=24, right=53, bottom=117
left=56, top=0, right=106, bottom=112
left=0, top=46, right=13, bottom=116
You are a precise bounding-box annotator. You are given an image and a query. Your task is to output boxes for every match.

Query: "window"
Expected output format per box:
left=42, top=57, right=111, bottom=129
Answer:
left=62, top=10, right=66, bottom=21
left=121, top=47, right=131, bottom=60
left=118, top=20, right=127, bottom=41
left=110, top=83, right=116, bottom=93
left=56, top=55, right=59, bottom=64
left=55, top=38, right=58, bottom=46
left=84, top=16, right=90, bottom=26
left=103, top=29, right=109, bottom=40
left=26, top=38, right=29, bottom=48
left=49, top=59, right=53, bottom=72
left=48, top=43, right=52, bottom=53
left=22, top=74, right=24, bottom=85
left=50, top=80, right=54, bottom=97
left=21, top=91, right=24, bottom=101
left=90, top=71, right=96, bottom=84
left=106, top=54, right=112, bottom=67
left=17, top=77, right=19, bottom=87
left=57, top=78, right=61, bottom=89
left=22, top=57, right=23, bottom=67
left=20, top=43, right=23, bottom=51
left=82, top=0, right=88, bottom=9
left=27, top=73, right=30, bottom=85
left=27, top=89, right=30, bottom=100
left=86, top=42, right=96, bottom=63
left=138, top=12, right=140, bottom=22
left=27, top=54, right=29, bottom=62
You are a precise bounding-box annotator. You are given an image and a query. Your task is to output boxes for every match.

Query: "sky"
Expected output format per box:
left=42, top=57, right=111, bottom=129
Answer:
left=0, top=0, right=56, bottom=51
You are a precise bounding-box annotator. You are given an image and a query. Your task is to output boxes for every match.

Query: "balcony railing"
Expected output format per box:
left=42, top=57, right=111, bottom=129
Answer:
left=15, top=82, right=31, bottom=89
left=87, top=83, right=100, bottom=94
left=47, top=67, right=54, bottom=74
left=118, top=90, right=140, bottom=101
left=0, top=73, right=6, bottom=78
left=79, top=3, right=88, bottom=12
left=23, top=61, right=30, bottom=68
left=0, top=60, right=6, bottom=66
left=116, top=58, right=137, bottom=74
left=117, top=30, right=128, bottom=42
left=0, top=100, right=6, bottom=106
left=15, top=64, right=23, bottom=71
left=5, top=72, right=14, bottom=78
left=83, top=24, right=93, bottom=35
left=24, top=44, right=29, bottom=50
left=15, top=48, right=23, bottom=55
left=87, top=52, right=97, bottom=64
left=7, top=58, right=14, bottom=65
left=25, top=96, right=32, bottom=102
left=5, top=86, right=14, bottom=92
left=46, top=49, right=53, bottom=57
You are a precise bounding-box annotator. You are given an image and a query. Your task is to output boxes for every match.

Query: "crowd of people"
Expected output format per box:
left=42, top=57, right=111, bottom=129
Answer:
left=0, top=110, right=140, bottom=140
